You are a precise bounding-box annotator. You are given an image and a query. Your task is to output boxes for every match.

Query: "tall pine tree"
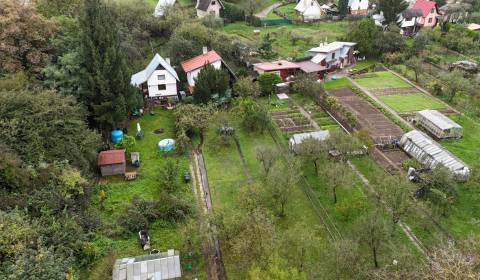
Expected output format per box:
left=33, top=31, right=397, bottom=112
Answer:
left=378, top=0, right=408, bottom=24
left=79, top=0, right=141, bottom=132
left=193, top=64, right=229, bottom=104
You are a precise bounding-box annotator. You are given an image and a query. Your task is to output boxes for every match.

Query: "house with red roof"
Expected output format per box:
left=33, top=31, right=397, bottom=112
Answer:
left=98, top=150, right=126, bottom=176
left=253, top=60, right=301, bottom=81
left=181, top=47, right=235, bottom=93
left=412, top=0, right=440, bottom=27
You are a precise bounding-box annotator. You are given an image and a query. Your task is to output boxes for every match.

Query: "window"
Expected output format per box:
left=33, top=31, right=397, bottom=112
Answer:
left=158, top=75, right=165, bottom=80
left=211, top=1, right=215, bottom=5
left=332, top=53, right=335, bottom=59
left=158, top=84, right=166, bottom=91
left=430, top=8, right=434, bottom=14
left=428, top=18, right=432, bottom=23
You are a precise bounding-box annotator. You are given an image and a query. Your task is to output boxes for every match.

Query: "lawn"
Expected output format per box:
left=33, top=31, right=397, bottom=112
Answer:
left=324, top=77, right=352, bottom=90
left=83, top=109, right=203, bottom=279
left=351, top=59, right=377, bottom=72
left=222, top=21, right=349, bottom=58
left=379, top=93, right=446, bottom=113
left=271, top=3, right=297, bottom=19
left=354, top=71, right=412, bottom=89
left=442, top=115, right=480, bottom=166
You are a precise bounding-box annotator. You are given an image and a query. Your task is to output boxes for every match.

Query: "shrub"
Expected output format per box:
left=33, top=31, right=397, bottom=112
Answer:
left=222, top=3, right=245, bottom=23
left=257, top=73, right=282, bottom=96
left=119, top=197, right=160, bottom=232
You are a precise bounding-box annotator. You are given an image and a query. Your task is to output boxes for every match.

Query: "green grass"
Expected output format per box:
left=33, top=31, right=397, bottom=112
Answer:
left=354, top=71, right=412, bottom=89
left=222, top=21, right=349, bottom=58
left=83, top=109, right=202, bottom=279
left=324, top=77, right=352, bottom=90
left=274, top=3, right=297, bottom=19
left=351, top=59, right=377, bottom=72
left=442, top=115, right=480, bottom=166
left=379, top=93, right=446, bottom=113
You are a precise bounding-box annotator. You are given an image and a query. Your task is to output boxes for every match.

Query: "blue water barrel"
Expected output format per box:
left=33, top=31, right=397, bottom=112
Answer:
left=111, top=130, right=124, bottom=144
left=158, top=139, right=176, bottom=152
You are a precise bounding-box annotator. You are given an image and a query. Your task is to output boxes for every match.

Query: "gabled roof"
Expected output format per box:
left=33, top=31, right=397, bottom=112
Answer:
left=181, top=50, right=222, bottom=73
left=295, top=0, right=321, bottom=13
left=402, top=8, right=424, bottom=19
left=98, top=150, right=125, bottom=166
left=154, top=0, right=176, bottom=17
left=412, top=0, right=438, bottom=18
left=131, top=54, right=179, bottom=86
left=417, top=110, right=461, bottom=130
left=196, top=0, right=224, bottom=12
left=253, top=60, right=300, bottom=71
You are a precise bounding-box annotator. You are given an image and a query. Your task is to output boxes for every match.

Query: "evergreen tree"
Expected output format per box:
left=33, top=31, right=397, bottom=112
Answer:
left=258, top=33, right=277, bottom=59
left=378, top=0, right=408, bottom=24
left=79, top=0, right=141, bottom=131
left=193, top=64, right=229, bottom=104
left=338, top=0, right=349, bottom=16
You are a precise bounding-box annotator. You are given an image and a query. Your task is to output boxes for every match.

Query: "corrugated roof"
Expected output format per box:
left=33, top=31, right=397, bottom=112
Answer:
left=98, top=150, right=125, bottom=166
left=181, top=50, right=222, bottom=73
left=417, top=110, right=461, bottom=130
left=400, top=130, right=469, bottom=177
left=291, top=130, right=330, bottom=145
left=253, top=60, right=300, bottom=71
left=112, top=250, right=181, bottom=280
left=308, top=42, right=356, bottom=54
left=131, top=54, right=179, bottom=86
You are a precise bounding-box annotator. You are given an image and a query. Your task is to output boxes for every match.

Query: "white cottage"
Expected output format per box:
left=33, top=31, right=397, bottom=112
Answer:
left=308, top=41, right=357, bottom=69
left=131, top=54, right=179, bottom=100
left=348, top=0, right=369, bottom=15
left=295, top=0, right=323, bottom=21
left=181, top=47, right=222, bottom=93
left=154, top=0, right=176, bottom=17
left=196, top=0, right=224, bottom=18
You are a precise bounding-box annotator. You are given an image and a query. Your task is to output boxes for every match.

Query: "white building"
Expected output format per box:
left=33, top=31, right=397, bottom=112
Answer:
left=154, top=0, right=176, bottom=17
left=131, top=54, right=179, bottom=100
left=289, top=130, right=330, bottom=152
left=112, top=250, right=181, bottom=280
left=348, top=0, right=369, bottom=14
left=181, top=47, right=222, bottom=92
left=400, top=130, right=470, bottom=179
left=415, top=110, right=463, bottom=139
left=196, top=0, right=224, bottom=18
left=308, top=41, right=357, bottom=69
left=295, top=0, right=323, bottom=21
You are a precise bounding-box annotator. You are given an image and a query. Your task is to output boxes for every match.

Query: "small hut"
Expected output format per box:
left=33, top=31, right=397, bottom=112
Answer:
left=416, top=110, right=462, bottom=139
left=98, top=150, right=126, bottom=176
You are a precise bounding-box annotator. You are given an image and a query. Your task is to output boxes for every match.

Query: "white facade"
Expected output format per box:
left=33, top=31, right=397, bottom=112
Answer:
left=348, top=0, right=369, bottom=13
left=196, top=0, right=223, bottom=18
left=186, top=60, right=222, bottom=87
left=154, top=0, right=176, bottom=17
left=308, top=42, right=356, bottom=67
left=295, top=0, right=323, bottom=21
left=131, top=54, right=179, bottom=99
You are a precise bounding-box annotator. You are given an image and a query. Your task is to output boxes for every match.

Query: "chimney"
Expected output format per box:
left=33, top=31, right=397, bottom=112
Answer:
left=202, top=46, right=208, bottom=55
left=165, top=58, right=171, bottom=65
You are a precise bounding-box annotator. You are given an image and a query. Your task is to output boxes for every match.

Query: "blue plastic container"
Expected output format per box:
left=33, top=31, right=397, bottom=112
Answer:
left=111, top=130, right=124, bottom=144
left=158, top=139, right=175, bottom=152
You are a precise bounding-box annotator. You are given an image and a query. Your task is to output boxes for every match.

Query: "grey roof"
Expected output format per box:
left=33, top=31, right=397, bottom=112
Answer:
left=290, top=130, right=330, bottom=145
left=308, top=42, right=356, bottom=54
left=402, top=8, right=423, bottom=18
left=196, top=0, right=223, bottom=11
left=400, top=130, right=470, bottom=177
left=112, top=250, right=181, bottom=280
left=131, top=54, right=179, bottom=87
left=416, top=110, right=462, bottom=131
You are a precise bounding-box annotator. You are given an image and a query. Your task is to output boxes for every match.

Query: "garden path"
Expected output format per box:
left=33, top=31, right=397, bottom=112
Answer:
left=255, top=2, right=282, bottom=18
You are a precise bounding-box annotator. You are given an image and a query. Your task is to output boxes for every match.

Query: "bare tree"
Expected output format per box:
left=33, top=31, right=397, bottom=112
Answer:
left=255, top=145, right=278, bottom=176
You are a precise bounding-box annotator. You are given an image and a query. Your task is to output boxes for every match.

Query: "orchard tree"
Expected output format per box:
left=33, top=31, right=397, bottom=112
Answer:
left=79, top=0, right=142, bottom=131
left=296, top=138, right=328, bottom=172
left=159, top=159, right=180, bottom=193
left=441, top=70, right=475, bottom=102
left=233, top=77, right=260, bottom=98
left=0, top=0, right=57, bottom=76
left=405, top=57, right=423, bottom=82
left=347, top=19, right=380, bottom=58
left=255, top=146, right=278, bottom=176
left=356, top=210, right=388, bottom=268
left=378, top=0, right=408, bottom=24
left=320, top=162, right=354, bottom=204
left=266, top=157, right=301, bottom=216
left=193, top=64, right=229, bottom=104
left=293, top=73, right=325, bottom=100
left=235, top=97, right=271, bottom=132
left=380, top=175, right=411, bottom=234
left=175, top=103, right=215, bottom=147
left=259, top=33, right=277, bottom=59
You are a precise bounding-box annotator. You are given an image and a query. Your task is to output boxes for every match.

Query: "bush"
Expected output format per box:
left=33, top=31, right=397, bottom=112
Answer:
left=222, top=3, right=245, bottom=23
left=257, top=73, right=282, bottom=96
left=119, top=197, right=160, bottom=232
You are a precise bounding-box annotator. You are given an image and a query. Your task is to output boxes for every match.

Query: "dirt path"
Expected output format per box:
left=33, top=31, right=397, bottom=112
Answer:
left=255, top=2, right=282, bottom=18
left=191, top=151, right=227, bottom=280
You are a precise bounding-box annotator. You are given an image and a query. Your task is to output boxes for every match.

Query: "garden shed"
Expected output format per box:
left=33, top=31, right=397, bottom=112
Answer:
left=289, top=130, right=330, bottom=152
left=112, top=249, right=181, bottom=280
left=416, top=110, right=463, bottom=139
left=399, top=130, right=470, bottom=179
left=98, top=150, right=126, bottom=176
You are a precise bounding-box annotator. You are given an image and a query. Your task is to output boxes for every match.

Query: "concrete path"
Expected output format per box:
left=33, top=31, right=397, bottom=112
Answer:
left=347, top=77, right=415, bottom=130
left=255, top=2, right=282, bottom=18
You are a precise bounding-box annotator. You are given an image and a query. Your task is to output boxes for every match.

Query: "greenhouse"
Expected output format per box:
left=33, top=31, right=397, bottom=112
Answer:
left=400, top=130, right=470, bottom=179
left=415, top=110, right=463, bottom=139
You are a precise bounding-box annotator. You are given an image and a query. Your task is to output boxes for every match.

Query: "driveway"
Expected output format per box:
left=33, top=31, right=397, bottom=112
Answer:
left=255, top=2, right=283, bottom=18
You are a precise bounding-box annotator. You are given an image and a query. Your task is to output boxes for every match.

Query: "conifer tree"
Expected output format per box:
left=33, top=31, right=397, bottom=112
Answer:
left=338, top=0, right=349, bottom=16
left=193, top=64, right=229, bottom=104
left=79, top=0, right=141, bottom=131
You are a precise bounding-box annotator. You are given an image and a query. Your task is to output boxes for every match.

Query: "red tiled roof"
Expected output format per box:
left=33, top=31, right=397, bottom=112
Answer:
left=181, top=50, right=222, bottom=73
left=253, top=60, right=300, bottom=71
left=412, top=0, right=437, bottom=18
left=98, top=150, right=125, bottom=166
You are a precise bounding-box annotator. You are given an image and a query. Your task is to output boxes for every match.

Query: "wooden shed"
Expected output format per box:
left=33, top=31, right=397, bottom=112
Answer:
left=98, top=150, right=126, bottom=176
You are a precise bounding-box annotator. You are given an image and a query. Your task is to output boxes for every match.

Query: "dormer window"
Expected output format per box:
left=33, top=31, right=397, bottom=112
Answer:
left=158, top=75, right=165, bottom=80
left=430, top=8, right=434, bottom=13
